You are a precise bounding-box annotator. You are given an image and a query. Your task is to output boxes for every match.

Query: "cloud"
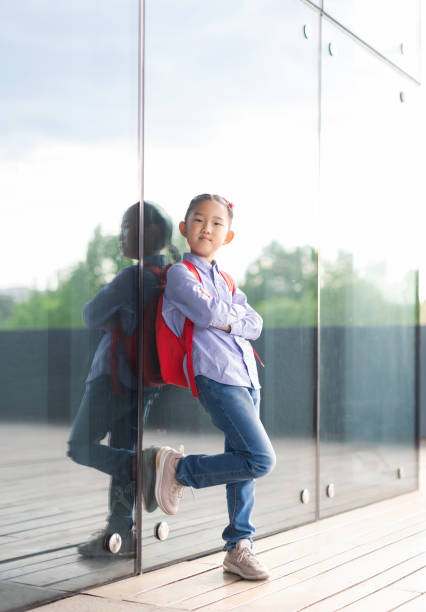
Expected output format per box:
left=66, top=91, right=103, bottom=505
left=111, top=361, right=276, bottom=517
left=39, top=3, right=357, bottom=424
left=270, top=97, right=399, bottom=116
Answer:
left=0, top=140, right=138, bottom=290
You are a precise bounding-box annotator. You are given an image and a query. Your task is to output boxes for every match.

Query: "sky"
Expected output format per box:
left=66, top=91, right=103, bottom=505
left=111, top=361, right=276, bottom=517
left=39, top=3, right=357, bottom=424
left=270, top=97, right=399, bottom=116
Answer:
left=0, top=0, right=424, bottom=302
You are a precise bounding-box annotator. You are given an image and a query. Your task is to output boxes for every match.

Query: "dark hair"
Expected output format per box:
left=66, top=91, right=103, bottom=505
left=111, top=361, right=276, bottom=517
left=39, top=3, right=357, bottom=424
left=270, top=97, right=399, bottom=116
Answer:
left=184, top=194, right=233, bottom=224
left=143, top=201, right=173, bottom=249
left=125, top=201, right=180, bottom=262
left=125, top=201, right=173, bottom=250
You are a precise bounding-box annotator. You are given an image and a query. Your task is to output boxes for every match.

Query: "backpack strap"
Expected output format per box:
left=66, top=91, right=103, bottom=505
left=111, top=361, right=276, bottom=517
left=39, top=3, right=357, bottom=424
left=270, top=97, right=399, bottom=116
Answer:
left=144, top=264, right=163, bottom=277
left=179, top=261, right=262, bottom=394
left=181, top=261, right=201, bottom=397
left=219, top=268, right=264, bottom=367
left=181, top=260, right=201, bottom=283
left=219, top=270, right=235, bottom=294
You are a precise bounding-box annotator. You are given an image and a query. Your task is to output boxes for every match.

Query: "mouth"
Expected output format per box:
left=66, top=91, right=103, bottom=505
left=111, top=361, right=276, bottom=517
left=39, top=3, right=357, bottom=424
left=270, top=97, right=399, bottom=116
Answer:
left=200, top=236, right=211, bottom=242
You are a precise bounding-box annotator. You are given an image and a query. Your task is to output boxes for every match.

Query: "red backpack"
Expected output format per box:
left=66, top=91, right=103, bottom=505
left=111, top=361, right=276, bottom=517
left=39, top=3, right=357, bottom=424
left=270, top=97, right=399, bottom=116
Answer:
left=110, top=263, right=170, bottom=395
left=155, top=260, right=235, bottom=398
left=111, top=260, right=262, bottom=397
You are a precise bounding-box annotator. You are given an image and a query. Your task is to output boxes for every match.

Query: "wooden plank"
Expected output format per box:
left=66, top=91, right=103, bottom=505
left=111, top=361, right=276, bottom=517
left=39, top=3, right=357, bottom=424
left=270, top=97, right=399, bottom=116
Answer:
left=340, top=589, right=420, bottom=611
left=396, top=594, right=426, bottom=611
left=34, top=593, right=175, bottom=612
left=166, top=517, right=426, bottom=609
left=391, top=566, right=426, bottom=594
left=217, top=537, right=426, bottom=611
left=301, top=555, right=426, bottom=611
left=87, top=489, right=426, bottom=607
left=87, top=558, right=224, bottom=599
left=0, top=427, right=424, bottom=608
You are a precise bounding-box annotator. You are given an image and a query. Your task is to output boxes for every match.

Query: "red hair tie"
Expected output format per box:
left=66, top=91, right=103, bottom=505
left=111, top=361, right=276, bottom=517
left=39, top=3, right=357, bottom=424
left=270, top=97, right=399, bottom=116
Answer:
left=222, top=197, right=234, bottom=209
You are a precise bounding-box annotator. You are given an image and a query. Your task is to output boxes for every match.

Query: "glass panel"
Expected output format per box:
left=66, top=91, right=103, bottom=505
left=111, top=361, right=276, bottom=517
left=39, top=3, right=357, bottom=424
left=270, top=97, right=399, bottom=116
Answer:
left=0, top=2, right=139, bottom=610
left=319, top=20, right=420, bottom=518
left=323, top=0, right=421, bottom=79
left=142, top=0, right=319, bottom=569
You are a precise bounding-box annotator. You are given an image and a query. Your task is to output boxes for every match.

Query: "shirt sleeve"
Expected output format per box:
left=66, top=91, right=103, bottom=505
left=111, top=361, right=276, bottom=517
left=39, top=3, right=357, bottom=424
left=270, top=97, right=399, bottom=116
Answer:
left=164, top=263, right=247, bottom=328
left=82, top=266, right=137, bottom=330
left=228, top=287, right=263, bottom=340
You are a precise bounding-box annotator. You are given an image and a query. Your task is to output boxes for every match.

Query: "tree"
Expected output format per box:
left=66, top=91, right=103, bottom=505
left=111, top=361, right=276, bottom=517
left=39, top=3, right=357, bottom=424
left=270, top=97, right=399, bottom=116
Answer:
left=0, top=295, right=15, bottom=324
left=240, top=243, right=416, bottom=327
left=240, top=242, right=317, bottom=326
left=2, top=227, right=132, bottom=329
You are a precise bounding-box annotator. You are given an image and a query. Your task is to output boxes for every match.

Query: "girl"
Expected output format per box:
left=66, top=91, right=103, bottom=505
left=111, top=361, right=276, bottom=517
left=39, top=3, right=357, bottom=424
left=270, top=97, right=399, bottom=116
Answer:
left=155, top=194, right=276, bottom=580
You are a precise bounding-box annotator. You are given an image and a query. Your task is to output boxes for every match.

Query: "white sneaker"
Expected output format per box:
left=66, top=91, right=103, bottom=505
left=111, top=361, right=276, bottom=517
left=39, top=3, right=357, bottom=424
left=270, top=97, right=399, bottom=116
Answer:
left=155, top=445, right=185, bottom=515
left=223, top=539, right=270, bottom=580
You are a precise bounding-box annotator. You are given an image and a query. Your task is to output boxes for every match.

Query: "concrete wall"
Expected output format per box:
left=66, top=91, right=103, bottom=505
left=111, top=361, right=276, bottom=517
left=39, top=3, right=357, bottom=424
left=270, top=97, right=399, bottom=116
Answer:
left=0, top=327, right=421, bottom=440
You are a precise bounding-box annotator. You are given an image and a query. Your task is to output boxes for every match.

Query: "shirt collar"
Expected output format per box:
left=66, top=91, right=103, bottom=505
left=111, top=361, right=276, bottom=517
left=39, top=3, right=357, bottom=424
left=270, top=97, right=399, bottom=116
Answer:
left=183, top=252, right=219, bottom=272
left=144, top=254, right=167, bottom=266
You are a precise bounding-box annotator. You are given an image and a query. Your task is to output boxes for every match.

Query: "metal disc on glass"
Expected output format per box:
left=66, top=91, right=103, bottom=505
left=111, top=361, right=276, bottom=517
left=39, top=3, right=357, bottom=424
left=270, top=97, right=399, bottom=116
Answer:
left=154, top=521, right=169, bottom=541
left=300, top=488, right=310, bottom=504
left=326, top=483, right=336, bottom=498
left=105, top=533, right=122, bottom=554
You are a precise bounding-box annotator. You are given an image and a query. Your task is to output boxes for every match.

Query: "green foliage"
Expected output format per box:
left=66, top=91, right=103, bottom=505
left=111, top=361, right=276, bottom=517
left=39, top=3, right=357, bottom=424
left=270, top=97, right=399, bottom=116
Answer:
left=240, top=242, right=318, bottom=327
left=241, top=244, right=416, bottom=328
left=0, top=295, right=15, bottom=324
left=1, top=229, right=416, bottom=330
left=1, top=227, right=132, bottom=329
left=320, top=252, right=416, bottom=326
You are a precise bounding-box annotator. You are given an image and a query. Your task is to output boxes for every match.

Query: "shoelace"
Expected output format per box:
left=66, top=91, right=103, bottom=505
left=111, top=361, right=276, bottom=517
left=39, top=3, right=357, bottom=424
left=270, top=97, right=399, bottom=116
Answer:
left=237, top=546, right=261, bottom=566
left=173, top=444, right=196, bottom=500
left=171, top=445, right=186, bottom=501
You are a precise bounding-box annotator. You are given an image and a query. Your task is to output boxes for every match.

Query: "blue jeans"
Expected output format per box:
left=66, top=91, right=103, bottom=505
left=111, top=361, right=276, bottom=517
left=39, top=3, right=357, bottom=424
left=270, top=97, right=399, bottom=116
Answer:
left=176, top=375, right=276, bottom=550
left=68, top=375, right=158, bottom=536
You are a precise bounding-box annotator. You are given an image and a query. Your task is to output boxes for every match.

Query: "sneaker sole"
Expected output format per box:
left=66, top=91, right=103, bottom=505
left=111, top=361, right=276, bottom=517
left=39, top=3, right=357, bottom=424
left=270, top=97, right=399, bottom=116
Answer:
left=155, top=446, right=176, bottom=515
left=142, top=446, right=159, bottom=513
left=223, top=562, right=269, bottom=581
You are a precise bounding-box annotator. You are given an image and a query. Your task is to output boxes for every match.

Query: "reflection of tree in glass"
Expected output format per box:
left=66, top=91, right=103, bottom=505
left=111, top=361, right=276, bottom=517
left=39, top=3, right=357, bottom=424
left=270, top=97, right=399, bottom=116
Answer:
left=1, top=227, right=132, bottom=329
left=2, top=235, right=417, bottom=330
left=241, top=243, right=416, bottom=327
left=240, top=242, right=317, bottom=327
left=321, top=251, right=416, bottom=327
left=0, top=295, right=15, bottom=325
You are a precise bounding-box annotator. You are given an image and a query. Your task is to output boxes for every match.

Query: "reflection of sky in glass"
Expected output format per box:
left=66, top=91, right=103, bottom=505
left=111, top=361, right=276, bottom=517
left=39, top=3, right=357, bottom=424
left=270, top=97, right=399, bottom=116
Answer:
left=0, top=0, right=138, bottom=289
left=320, top=18, right=423, bottom=292
left=323, top=0, right=420, bottom=78
left=1, top=1, right=137, bottom=149
left=144, top=0, right=320, bottom=281
left=0, top=0, right=425, bottom=295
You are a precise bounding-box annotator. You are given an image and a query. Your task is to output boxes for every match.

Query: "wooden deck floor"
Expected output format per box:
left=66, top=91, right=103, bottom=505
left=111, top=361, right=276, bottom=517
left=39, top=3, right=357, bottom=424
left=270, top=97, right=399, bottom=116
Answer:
left=34, top=441, right=426, bottom=612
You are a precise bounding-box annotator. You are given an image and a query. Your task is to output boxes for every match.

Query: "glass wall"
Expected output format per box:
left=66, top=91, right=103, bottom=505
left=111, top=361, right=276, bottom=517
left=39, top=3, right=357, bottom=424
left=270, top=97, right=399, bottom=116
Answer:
left=319, top=16, right=420, bottom=517
left=323, top=0, right=421, bottom=79
left=0, top=2, right=139, bottom=610
left=141, top=0, right=320, bottom=569
left=141, top=0, right=420, bottom=570
left=0, top=0, right=421, bottom=609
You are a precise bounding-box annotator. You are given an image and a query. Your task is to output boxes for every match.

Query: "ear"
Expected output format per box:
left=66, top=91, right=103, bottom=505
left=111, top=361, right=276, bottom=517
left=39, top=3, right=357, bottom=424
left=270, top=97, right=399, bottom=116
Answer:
left=223, top=230, right=235, bottom=245
left=179, top=221, right=187, bottom=237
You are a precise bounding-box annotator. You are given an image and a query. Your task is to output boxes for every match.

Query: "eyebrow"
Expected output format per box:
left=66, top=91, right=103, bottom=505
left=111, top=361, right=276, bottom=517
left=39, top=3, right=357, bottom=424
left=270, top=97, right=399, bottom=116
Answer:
left=193, top=212, right=225, bottom=221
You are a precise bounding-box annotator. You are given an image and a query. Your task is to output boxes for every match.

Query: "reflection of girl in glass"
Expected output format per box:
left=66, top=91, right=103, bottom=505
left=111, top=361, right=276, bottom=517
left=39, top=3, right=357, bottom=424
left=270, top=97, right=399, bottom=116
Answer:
left=68, top=201, right=173, bottom=557
left=155, top=194, right=276, bottom=580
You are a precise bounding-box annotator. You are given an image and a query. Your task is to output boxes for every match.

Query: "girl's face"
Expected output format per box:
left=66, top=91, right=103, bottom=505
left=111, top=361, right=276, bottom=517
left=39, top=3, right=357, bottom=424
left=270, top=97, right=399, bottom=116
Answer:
left=179, top=199, right=234, bottom=263
left=120, top=210, right=139, bottom=259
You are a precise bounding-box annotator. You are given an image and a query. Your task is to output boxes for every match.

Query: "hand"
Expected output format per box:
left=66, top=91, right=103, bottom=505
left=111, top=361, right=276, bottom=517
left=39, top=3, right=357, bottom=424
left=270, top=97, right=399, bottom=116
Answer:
left=102, top=317, right=114, bottom=331
left=212, top=324, right=231, bottom=333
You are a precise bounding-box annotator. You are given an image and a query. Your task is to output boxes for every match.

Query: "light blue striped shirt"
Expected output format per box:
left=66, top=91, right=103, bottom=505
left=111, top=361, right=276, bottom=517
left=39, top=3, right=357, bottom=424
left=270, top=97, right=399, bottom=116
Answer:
left=162, top=253, right=262, bottom=389
left=83, top=255, right=166, bottom=389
